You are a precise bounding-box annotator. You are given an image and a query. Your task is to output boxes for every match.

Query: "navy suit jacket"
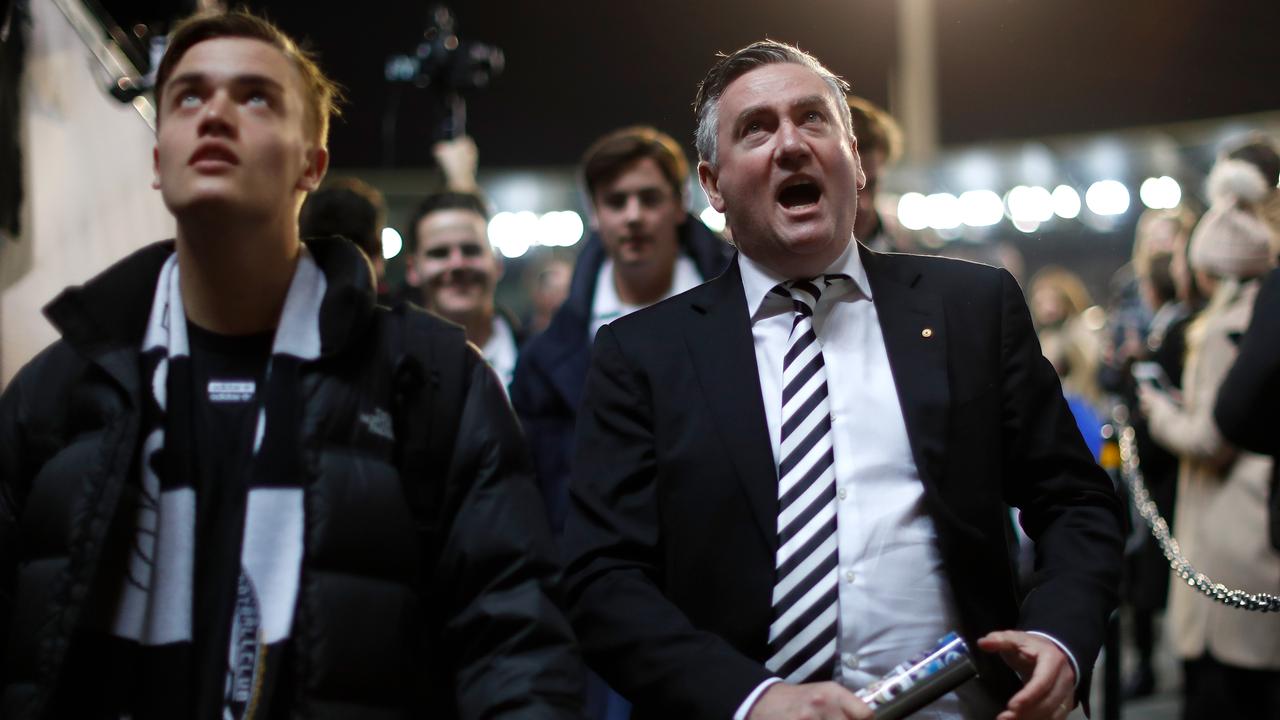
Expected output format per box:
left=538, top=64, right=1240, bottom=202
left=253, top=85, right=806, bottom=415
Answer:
left=511, top=216, right=731, bottom=534
left=561, top=245, right=1124, bottom=719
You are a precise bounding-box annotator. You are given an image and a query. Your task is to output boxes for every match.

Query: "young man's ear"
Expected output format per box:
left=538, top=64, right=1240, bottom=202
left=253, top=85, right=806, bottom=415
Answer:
left=152, top=146, right=161, bottom=190
left=697, top=161, right=725, bottom=213
left=297, top=146, right=330, bottom=192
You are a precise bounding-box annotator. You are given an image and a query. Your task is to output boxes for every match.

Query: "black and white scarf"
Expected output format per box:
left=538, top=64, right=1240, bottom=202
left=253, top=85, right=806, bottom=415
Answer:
left=110, top=249, right=326, bottom=719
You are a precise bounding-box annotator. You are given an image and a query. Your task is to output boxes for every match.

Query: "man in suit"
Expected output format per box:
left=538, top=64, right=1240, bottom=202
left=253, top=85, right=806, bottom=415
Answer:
left=561, top=41, right=1123, bottom=720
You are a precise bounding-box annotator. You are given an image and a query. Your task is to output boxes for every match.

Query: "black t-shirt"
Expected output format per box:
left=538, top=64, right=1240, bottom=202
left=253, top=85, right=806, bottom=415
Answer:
left=186, top=321, right=273, bottom=719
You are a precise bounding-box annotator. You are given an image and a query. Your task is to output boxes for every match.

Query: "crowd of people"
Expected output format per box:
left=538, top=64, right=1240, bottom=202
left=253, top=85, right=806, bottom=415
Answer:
left=1029, top=137, right=1280, bottom=717
left=1, top=7, right=1278, bottom=720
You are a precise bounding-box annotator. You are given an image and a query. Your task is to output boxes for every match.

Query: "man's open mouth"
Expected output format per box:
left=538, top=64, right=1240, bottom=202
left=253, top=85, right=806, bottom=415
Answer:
left=777, top=179, right=822, bottom=209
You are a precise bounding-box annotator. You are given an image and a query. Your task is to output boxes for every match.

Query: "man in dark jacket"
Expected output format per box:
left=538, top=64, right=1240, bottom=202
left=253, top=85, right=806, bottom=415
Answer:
left=0, top=10, right=581, bottom=719
left=511, top=126, right=730, bottom=720
left=511, top=126, right=731, bottom=537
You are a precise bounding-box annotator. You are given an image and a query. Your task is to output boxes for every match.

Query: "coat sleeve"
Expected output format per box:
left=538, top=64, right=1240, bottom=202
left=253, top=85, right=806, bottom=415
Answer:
left=994, top=270, right=1124, bottom=705
left=509, top=349, right=574, bottom=537
left=1145, top=318, right=1236, bottom=466
left=435, top=356, right=585, bottom=719
left=1214, top=270, right=1280, bottom=455
left=561, top=325, right=774, bottom=719
left=0, top=362, right=29, bottom=660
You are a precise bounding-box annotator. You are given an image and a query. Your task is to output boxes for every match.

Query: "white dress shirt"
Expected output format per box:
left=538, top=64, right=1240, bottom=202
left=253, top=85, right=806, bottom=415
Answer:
left=732, top=241, right=1075, bottom=719
left=589, top=255, right=702, bottom=341
left=480, top=314, right=517, bottom=395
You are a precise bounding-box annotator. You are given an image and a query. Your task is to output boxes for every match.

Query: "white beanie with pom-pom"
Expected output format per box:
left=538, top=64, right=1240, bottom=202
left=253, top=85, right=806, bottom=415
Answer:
left=1189, top=159, right=1277, bottom=279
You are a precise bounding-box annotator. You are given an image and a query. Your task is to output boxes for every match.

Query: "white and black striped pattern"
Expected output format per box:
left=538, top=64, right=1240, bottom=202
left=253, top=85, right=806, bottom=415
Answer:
left=765, top=276, right=847, bottom=684
left=111, top=250, right=326, bottom=719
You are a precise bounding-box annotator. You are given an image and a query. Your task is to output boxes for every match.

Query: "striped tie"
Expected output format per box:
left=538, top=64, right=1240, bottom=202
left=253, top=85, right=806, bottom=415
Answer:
left=764, top=275, right=846, bottom=683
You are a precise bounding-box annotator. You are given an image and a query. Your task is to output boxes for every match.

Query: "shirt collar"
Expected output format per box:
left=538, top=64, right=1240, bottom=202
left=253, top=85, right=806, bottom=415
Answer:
left=737, top=238, right=872, bottom=321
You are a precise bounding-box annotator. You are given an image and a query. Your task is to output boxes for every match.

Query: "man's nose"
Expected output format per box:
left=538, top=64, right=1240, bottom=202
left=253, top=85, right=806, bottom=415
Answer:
left=197, top=92, right=235, bottom=137
left=774, top=121, right=810, bottom=166
left=623, top=196, right=644, bottom=224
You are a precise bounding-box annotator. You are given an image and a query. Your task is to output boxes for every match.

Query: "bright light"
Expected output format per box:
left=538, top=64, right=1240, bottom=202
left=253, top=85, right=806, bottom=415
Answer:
left=381, top=227, right=403, bottom=260
left=489, top=210, right=583, bottom=256
left=926, top=193, right=962, bottom=230
left=488, top=211, right=533, bottom=259
left=1006, top=185, right=1053, bottom=223
left=897, top=192, right=930, bottom=231
left=1052, top=185, right=1081, bottom=219
left=1139, top=176, right=1181, bottom=210
left=700, top=206, right=726, bottom=233
left=1086, top=180, right=1131, bottom=216
left=959, top=190, right=1004, bottom=227
left=1012, top=218, right=1041, bottom=234
left=537, top=211, right=585, bottom=247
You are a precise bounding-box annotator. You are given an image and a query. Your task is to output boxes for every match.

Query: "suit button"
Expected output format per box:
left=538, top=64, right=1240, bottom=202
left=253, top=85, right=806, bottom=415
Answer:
left=843, top=654, right=860, bottom=670
left=844, top=569, right=856, bottom=583
left=921, top=327, right=934, bottom=338
left=837, top=487, right=847, bottom=501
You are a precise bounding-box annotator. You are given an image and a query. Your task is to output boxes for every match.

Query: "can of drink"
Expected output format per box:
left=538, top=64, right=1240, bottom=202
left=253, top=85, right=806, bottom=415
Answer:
left=854, top=632, right=979, bottom=719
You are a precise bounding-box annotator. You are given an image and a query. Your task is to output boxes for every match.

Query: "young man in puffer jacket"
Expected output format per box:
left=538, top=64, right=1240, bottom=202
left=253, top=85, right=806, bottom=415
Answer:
left=0, top=10, right=582, bottom=719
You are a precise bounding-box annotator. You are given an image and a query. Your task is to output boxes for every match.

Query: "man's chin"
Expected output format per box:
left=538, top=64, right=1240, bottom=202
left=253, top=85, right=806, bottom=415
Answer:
left=165, top=190, right=248, bottom=221
left=432, top=292, right=485, bottom=318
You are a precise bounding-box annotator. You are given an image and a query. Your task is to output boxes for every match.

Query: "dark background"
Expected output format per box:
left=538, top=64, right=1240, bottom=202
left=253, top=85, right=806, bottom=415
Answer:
left=97, top=0, right=1280, bottom=170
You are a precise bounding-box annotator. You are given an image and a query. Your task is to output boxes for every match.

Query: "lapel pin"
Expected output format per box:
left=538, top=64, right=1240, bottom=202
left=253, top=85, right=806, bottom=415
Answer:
left=921, top=328, right=934, bottom=338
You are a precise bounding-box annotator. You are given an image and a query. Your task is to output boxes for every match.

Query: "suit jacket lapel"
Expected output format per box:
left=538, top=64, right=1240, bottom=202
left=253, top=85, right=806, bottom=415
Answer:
left=683, top=259, right=780, bottom=551
left=861, top=246, right=950, bottom=488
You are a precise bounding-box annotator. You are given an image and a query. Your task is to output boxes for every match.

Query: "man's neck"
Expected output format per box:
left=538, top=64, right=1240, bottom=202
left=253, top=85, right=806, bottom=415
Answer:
left=612, top=261, right=675, bottom=307
left=176, top=214, right=301, bottom=336
left=853, top=207, right=881, bottom=244
left=440, top=306, right=495, bottom=349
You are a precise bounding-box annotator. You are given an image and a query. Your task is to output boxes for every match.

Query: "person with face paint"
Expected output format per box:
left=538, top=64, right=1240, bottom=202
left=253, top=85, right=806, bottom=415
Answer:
left=406, top=191, right=522, bottom=392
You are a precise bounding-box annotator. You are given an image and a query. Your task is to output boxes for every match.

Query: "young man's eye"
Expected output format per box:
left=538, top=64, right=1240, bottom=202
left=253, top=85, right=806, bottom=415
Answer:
left=459, top=243, right=484, bottom=258
left=177, top=92, right=202, bottom=108
left=639, top=190, right=666, bottom=208
left=425, top=247, right=450, bottom=260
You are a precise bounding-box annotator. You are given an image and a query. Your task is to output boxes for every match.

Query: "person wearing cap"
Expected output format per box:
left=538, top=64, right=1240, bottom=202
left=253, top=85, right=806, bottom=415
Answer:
left=1138, top=158, right=1280, bottom=719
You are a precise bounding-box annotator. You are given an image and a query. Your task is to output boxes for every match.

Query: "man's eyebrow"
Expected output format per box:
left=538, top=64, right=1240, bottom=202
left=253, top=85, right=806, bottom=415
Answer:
left=731, top=95, right=831, bottom=129
left=164, top=72, right=286, bottom=94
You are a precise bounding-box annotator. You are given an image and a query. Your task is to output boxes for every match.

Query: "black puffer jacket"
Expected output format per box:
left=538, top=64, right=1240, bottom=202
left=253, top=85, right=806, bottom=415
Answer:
left=0, top=238, right=583, bottom=718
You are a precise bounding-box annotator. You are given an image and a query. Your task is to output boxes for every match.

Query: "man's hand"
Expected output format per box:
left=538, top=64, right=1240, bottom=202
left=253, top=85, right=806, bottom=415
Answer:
left=746, top=682, right=873, bottom=720
left=978, top=631, right=1077, bottom=720
left=433, top=135, right=480, bottom=192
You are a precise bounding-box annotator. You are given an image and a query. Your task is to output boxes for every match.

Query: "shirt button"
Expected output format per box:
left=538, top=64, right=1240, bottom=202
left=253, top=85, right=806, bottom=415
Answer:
left=844, top=569, right=856, bottom=583
left=837, top=487, right=848, bottom=501
left=843, top=654, right=860, bottom=670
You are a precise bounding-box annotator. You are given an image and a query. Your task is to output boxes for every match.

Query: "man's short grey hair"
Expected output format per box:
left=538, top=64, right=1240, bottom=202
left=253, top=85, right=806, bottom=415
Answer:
left=693, top=40, right=853, bottom=166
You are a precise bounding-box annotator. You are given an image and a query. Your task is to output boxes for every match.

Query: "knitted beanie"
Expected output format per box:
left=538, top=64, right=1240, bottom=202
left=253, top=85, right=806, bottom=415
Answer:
left=1189, top=159, right=1278, bottom=279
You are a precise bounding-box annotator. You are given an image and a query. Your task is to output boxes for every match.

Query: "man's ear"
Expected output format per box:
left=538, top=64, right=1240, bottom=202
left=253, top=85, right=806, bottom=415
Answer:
left=697, top=160, right=725, bottom=213
left=851, top=135, right=866, bottom=191
left=152, top=145, right=162, bottom=190
left=297, top=145, right=329, bottom=192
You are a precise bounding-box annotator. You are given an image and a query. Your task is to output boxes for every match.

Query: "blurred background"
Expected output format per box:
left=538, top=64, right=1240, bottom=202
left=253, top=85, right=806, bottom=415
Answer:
left=3, top=3, right=1279, bottom=717
left=8, top=0, right=1275, bottom=311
